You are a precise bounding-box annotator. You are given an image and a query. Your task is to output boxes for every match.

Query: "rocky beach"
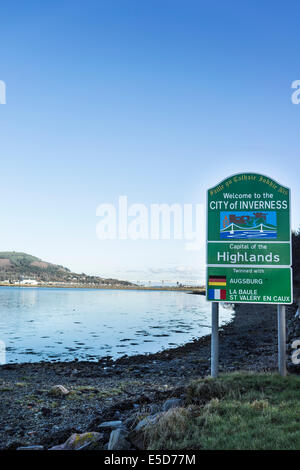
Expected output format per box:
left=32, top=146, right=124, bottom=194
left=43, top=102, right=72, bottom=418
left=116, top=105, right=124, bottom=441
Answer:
left=1, top=299, right=299, bottom=450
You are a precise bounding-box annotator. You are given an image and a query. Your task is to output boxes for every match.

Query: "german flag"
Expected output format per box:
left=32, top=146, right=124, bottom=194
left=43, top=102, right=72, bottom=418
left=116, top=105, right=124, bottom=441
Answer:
left=208, top=276, right=226, bottom=300
left=208, top=276, right=226, bottom=287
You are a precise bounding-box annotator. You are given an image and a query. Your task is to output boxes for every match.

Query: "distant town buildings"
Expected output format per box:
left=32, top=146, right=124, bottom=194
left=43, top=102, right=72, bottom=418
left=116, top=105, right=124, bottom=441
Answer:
left=19, top=279, right=39, bottom=286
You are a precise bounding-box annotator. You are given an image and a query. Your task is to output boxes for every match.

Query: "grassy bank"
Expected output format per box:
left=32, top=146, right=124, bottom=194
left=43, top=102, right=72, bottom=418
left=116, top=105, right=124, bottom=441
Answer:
left=146, top=372, right=300, bottom=450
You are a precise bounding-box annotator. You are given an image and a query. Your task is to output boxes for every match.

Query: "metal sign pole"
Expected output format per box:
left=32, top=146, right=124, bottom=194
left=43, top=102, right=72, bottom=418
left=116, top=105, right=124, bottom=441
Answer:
left=277, top=304, right=286, bottom=377
left=211, top=302, right=219, bottom=378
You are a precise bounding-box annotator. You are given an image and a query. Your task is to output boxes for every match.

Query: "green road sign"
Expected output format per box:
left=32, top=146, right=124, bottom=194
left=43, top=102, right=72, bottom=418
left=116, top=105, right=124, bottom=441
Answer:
left=207, top=266, right=292, bottom=304
left=207, top=242, right=291, bottom=266
left=206, top=173, right=292, bottom=304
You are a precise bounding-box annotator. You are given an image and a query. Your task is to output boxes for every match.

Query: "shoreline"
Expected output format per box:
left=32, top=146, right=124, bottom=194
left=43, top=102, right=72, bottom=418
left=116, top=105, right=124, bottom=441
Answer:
left=0, top=284, right=205, bottom=293
left=0, top=301, right=297, bottom=449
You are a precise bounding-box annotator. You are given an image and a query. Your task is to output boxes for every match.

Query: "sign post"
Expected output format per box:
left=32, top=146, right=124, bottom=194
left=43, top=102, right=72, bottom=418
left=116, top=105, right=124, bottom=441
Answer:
left=277, top=305, right=286, bottom=376
left=211, top=302, right=219, bottom=378
left=207, top=173, right=292, bottom=377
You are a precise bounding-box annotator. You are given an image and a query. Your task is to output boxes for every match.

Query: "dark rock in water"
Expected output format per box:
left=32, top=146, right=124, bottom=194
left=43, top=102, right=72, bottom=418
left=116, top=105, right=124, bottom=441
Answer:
left=162, top=398, right=182, bottom=412
left=17, top=445, right=44, bottom=450
left=108, top=428, right=131, bottom=450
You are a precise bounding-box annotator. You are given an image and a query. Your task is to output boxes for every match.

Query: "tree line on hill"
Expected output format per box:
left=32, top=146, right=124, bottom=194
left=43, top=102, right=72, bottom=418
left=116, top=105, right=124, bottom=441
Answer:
left=0, top=252, right=133, bottom=286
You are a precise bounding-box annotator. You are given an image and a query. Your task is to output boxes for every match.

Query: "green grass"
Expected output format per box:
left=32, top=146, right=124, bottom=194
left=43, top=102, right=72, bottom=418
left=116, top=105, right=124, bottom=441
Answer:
left=67, top=383, right=126, bottom=400
left=146, top=372, right=300, bottom=450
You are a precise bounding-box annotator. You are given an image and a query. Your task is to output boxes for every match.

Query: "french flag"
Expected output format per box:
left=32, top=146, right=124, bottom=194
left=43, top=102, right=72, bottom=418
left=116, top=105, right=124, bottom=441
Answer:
left=208, top=288, right=226, bottom=300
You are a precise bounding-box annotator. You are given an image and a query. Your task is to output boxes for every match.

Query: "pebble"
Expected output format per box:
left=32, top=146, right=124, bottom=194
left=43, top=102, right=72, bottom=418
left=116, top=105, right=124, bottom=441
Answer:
left=49, top=385, right=70, bottom=396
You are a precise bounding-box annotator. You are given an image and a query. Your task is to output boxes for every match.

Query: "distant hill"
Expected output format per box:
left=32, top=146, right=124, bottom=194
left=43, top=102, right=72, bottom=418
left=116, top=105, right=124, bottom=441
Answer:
left=0, top=252, right=133, bottom=286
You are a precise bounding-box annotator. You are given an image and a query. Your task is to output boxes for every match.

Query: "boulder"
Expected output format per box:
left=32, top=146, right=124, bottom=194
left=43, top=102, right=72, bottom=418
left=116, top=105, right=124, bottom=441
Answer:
left=134, top=413, right=160, bottom=432
left=162, top=398, right=182, bottom=412
left=108, top=428, right=131, bottom=450
left=50, top=432, right=103, bottom=450
left=98, top=420, right=123, bottom=430
left=129, top=413, right=161, bottom=450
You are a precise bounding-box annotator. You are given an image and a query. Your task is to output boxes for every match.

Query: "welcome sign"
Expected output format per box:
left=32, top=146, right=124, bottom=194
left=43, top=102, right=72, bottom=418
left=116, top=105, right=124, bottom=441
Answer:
left=207, top=173, right=292, bottom=304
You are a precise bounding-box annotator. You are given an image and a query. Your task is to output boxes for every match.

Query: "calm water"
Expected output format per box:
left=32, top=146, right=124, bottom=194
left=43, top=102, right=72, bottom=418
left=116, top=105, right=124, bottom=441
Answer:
left=0, top=287, right=233, bottom=363
left=221, top=230, right=277, bottom=239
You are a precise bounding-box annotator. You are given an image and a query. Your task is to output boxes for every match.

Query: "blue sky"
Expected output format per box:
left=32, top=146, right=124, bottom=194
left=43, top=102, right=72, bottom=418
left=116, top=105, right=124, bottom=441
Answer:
left=0, top=1, right=300, bottom=283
